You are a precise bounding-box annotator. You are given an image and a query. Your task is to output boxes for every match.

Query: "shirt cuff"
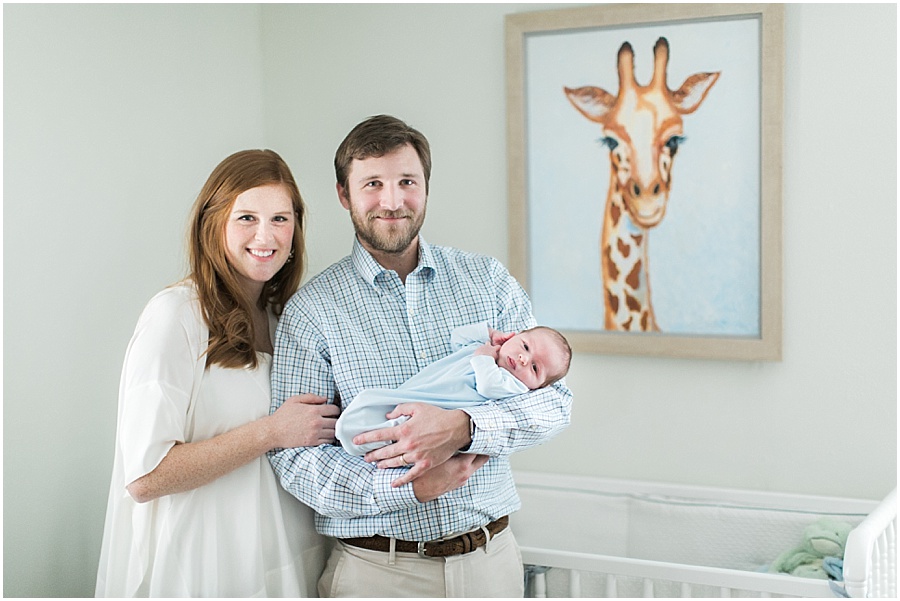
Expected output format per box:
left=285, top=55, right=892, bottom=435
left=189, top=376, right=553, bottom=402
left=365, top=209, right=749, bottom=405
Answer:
left=461, top=406, right=518, bottom=455
left=372, top=466, right=420, bottom=511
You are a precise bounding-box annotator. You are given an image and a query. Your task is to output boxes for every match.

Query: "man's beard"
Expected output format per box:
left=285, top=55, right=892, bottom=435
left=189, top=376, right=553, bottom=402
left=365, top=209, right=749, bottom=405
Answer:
left=350, top=207, right=426, bottom=254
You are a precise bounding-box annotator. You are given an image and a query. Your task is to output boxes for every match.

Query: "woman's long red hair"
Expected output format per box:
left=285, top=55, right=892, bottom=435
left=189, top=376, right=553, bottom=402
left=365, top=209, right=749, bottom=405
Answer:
left=187, top=149, right=306, bottom=369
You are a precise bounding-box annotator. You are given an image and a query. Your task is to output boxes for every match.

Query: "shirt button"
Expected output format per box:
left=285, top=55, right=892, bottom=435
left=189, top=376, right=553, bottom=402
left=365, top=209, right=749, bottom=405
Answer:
left=420, top=351, right=427, bottom=359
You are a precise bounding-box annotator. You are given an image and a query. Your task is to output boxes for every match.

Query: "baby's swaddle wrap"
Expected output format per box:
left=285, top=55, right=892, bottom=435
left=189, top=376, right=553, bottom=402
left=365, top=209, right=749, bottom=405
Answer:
left=335, top=322, right=527, bottom=455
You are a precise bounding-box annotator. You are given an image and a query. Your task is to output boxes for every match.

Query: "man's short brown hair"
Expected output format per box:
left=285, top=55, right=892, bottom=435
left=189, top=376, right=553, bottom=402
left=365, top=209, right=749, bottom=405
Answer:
left=334, top=114, right=432, bottom=195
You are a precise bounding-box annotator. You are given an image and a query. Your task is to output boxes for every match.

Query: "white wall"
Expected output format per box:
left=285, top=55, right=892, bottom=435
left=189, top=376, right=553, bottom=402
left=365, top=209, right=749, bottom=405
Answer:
left=3, top=3, right=896, bottom=597
left=2, top=4, right=268, bottom=596
left=258, top=3, right=523, bottom=277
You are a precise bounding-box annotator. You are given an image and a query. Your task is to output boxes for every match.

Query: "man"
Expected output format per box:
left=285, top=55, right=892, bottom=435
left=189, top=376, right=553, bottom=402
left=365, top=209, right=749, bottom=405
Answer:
left=269, top=115, right=573, bottom=597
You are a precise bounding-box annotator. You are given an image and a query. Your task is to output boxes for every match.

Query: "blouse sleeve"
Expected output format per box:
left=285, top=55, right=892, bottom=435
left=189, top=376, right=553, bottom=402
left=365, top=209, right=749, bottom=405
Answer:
left=117, top=285, right=205, bottom=486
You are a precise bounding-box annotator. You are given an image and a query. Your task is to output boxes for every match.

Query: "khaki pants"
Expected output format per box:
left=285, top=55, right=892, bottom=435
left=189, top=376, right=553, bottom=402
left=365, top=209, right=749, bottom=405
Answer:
left=318, top=527, right=524, bottom=598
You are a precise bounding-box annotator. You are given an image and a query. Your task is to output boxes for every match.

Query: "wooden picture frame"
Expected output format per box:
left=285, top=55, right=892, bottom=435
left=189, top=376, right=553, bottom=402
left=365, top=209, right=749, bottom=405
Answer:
left=506, top=3, right=783, bottom=360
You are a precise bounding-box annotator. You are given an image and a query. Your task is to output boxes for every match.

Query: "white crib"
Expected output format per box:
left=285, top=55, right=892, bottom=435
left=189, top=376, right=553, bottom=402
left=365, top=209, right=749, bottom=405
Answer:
left=511, top=471, right=897, bottom=598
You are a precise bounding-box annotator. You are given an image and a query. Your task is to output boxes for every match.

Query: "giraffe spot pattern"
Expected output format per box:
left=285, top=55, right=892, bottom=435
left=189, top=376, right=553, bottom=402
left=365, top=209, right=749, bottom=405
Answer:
left=624, top=290, right=641, bottom=312
left=604, top=246, right=619, bottom=281
left=607, top=289, right=619, bottom=313
left=626, top=260, right=642, bottom=290
left=609, top=202, right=621, bottom=227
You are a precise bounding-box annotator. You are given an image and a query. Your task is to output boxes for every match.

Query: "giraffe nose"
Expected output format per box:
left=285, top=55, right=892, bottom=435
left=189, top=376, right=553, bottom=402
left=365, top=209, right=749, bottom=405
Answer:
left=650, top=177, right=669, bottom=196
left=632, top=179, right=665, bottom=199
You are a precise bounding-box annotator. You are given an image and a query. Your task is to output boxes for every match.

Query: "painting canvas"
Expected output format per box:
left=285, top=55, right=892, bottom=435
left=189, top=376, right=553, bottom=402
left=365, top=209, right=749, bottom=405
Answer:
left=506, top=4, right=783, bottom=360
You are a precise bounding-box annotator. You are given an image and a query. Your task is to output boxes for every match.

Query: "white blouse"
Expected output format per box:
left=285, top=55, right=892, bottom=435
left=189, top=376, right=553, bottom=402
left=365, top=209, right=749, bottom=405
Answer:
left=95, top=282, right=323, bottom=597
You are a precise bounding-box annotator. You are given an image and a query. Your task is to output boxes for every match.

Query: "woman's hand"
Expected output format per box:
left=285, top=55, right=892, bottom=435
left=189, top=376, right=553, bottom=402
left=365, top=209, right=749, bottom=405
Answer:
left=269, top=394, right=339, bottom=448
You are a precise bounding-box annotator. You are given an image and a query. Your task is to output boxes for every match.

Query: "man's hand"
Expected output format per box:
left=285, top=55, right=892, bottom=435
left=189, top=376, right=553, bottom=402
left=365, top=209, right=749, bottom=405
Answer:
left=353, top=404, right=472, bottom=487
left=411, top=454, right=489, bottom=501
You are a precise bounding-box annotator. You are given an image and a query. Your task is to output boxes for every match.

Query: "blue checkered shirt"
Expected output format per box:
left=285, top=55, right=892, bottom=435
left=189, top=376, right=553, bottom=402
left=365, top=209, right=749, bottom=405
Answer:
left=269, top=237, right=572, bottom=540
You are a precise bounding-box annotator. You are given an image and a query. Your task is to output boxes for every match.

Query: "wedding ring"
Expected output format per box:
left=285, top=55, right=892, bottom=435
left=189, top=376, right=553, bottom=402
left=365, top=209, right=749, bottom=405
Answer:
left=401, top=453, right=408, bottom=466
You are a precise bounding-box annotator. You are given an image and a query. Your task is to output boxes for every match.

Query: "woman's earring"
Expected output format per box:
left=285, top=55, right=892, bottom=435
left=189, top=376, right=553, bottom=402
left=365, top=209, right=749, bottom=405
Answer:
left=288, top=249, right=295, bottom=262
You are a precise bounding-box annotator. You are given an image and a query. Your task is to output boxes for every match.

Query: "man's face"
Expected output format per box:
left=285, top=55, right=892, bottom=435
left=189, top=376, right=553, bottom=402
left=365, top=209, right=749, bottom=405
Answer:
left=338, top=144, right=427, bottom=255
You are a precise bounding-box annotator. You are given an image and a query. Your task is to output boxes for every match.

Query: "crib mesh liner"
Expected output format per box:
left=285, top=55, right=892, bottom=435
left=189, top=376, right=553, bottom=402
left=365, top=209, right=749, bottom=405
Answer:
left=540, top=569, right=767, bottom=598
left=511, top=481, right=871, bottom=572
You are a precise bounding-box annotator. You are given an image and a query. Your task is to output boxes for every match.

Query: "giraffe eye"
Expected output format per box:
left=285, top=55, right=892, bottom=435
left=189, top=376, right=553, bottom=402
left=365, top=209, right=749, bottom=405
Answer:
left=599, top=136, right=619, bottom=151
left=665, top=135, right=686, bottom=155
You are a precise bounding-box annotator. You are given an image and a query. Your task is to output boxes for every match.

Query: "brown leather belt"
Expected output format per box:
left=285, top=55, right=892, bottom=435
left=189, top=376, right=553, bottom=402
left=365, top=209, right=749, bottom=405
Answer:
left=340, top=516, right=509, bottom=558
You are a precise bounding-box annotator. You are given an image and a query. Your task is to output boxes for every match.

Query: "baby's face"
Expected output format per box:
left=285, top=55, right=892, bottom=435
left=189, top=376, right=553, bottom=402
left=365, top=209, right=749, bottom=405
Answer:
left=497, top=329, right=566, bottom=390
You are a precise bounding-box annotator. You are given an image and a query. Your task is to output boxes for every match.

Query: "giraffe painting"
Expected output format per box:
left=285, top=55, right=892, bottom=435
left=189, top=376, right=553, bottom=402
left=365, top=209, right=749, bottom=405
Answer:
left=564, top=38, right=720, bottom=332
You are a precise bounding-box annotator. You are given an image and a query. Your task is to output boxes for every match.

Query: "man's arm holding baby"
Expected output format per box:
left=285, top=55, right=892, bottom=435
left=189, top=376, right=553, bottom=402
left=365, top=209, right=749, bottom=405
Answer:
left=270, top=302, right=487, bottom=511
left=355, top=264, right=572, bottom=488
left=354, top=334, right=504, bottom=486
left=356, top=340, right=566, bottom=488
left=357, top=405, right=474, bottom=487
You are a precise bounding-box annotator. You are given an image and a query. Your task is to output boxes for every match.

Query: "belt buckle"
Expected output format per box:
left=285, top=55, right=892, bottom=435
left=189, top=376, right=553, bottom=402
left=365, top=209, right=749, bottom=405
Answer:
left=417, top=541, right=427, bottom=558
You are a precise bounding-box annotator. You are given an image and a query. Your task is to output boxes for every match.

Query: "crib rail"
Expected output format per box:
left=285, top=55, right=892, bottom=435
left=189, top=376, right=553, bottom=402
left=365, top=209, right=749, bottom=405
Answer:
left=843, top=488, right=897, bottom=598
left=521, top=547, right=831, bottom=598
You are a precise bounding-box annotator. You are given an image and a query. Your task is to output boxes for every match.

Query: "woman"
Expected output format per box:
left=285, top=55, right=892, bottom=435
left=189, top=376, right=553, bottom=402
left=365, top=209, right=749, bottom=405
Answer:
left=95, top=150, right=338, bottom=597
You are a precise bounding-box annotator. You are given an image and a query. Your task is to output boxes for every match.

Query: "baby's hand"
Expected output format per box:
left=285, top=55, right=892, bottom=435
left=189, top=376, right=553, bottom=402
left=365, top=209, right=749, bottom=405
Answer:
left=488, top=327, right=515, bottom=346
left=473, top=342, right=500, bottom=361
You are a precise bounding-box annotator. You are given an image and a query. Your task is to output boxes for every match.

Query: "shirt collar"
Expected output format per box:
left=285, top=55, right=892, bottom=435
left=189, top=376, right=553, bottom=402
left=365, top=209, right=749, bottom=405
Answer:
left=415, top=238, right=437, bottom=278
left=351, top=236, right=436, bottom=288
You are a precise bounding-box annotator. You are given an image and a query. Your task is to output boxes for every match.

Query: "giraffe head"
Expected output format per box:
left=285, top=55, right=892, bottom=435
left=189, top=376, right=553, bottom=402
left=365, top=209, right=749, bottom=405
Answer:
left=565, top=38, right=720, bottom=229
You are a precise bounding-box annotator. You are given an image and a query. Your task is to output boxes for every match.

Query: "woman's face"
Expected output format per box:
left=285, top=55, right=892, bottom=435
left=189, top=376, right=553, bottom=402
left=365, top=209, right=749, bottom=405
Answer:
left=224, top=183, right=295, bottom=297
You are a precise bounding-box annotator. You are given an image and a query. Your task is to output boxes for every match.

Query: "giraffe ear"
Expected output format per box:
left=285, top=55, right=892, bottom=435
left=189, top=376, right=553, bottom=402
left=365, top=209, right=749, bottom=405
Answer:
left=564, top=85, right=617, bottom=124
left=671, top=71, right=721, bottom=115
